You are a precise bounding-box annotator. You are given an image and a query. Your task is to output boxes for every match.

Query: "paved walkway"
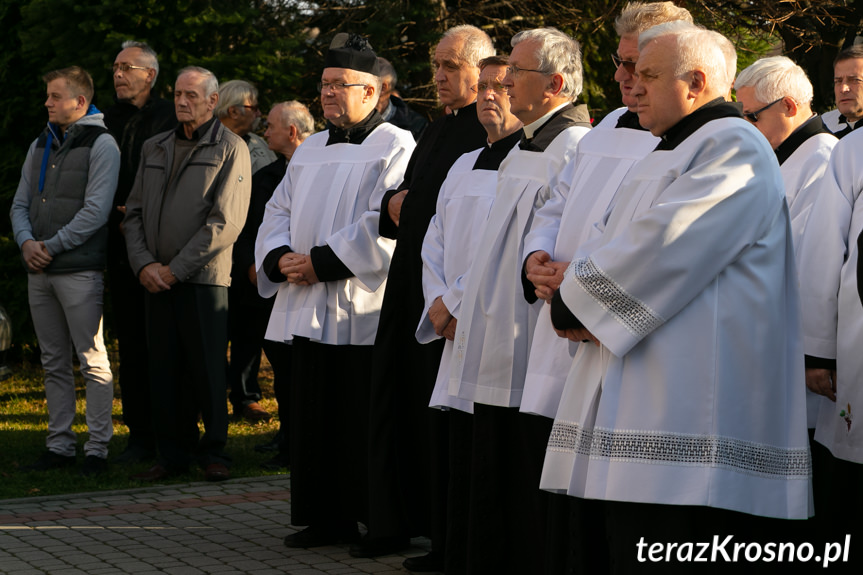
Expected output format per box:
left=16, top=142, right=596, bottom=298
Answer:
left=0, top=476, right=434, bottom=575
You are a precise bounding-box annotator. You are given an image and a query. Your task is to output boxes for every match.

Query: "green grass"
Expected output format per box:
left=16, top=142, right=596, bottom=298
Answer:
left=0, top=348, right=284, bottom=500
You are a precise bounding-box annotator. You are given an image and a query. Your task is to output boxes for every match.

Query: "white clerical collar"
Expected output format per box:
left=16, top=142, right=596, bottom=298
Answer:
left=522, top=102, right=568, bottom=139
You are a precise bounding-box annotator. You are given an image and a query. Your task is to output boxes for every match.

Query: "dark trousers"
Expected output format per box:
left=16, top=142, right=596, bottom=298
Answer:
left=226, top=287, right=271, bottom=412
left=106, top=263, right=154, bottom=451
left=264, top=338, right=292, bottom=454
left=290, top=337, right=371, bottom=527
left=145, top=284, right=230, bottom=470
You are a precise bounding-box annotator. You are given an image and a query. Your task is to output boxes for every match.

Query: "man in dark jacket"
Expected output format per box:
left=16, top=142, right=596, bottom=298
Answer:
left=103, top=41, right=176, bottom=464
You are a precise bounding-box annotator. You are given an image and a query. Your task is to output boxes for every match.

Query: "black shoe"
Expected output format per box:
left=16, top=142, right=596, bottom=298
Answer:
left=255, top=429, right=285, bottom=453
left=112, top=445, right=155, bottom=464
left=260, top=452, right=290, bottom=471
left=403, top=551, right=444, bottom=572
left=283, top=524, right=361, bottom=549
left=80, top=455, right=108, bottom=477
left=22, top=450, right=76, bottom=471
left=349, top=535, right=411, bottom=558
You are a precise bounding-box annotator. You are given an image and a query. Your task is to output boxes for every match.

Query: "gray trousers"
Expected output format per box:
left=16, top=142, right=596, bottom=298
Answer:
left=28, top=270, right=114, bottom=458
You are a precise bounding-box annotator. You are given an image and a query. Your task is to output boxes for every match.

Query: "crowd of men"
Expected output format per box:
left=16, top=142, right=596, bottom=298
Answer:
left=9, top=0, right=863, bottom=572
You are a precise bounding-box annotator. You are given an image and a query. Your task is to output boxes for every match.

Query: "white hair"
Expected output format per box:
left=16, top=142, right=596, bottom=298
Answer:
left=511, top=27, right=583, bottom=99
left=177, top=66, right=219, bottom=98
left=639, top=22, right=731, bottom=95
left=216, top=79, right=258, bottom=119
left=273, top=101, right=315, bottom=139
left=735, top=56, right=813, bottom=108
left=442, top=25, right=495, bottom=68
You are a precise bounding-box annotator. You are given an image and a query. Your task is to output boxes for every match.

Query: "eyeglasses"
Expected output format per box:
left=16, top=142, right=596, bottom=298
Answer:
left=611, top=53, right=636, bottom=74
left=112, top=63, right=150, bottom=73
left=472, top=81, right=508, bottom=95
left=506, top=64, right=546, bottom=77
left=243, top=104, right=260, bottom=113
left=742, top=98, right=783, bottom=123
left=317, top=81, right=368, bottom=92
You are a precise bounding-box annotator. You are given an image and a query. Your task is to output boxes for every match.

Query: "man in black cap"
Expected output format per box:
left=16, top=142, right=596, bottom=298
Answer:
left=255, top=33, right=415, bottom=549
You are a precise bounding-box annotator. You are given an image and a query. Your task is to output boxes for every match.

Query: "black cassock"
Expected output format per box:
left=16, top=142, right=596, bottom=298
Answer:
left=368, top=103, right=487, bottom=547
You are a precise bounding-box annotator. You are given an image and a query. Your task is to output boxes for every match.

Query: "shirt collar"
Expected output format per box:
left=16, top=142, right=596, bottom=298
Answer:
left=522, top=102, right=569, bottom=140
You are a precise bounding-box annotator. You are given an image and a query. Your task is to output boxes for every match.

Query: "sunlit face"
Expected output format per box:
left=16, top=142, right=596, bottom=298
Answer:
left=501, top=39, right=553, bottom=125
left=735, top=86, right=788, bottom=149
left=45, top=78, right=84, bottom=130
left=476, top=64, right=519, bottom=137
left=113, top=47, right=154, bottom=106
left=320, top=67, right=374, bottom=128
left=433, top=35, right=479, bottom=110
left=265, top=107, right=292, bottom=155
left=631, top=37, right=691, bottom=136
left=834, top=57, right=863, bottom=123
left=615, top=35, right=640, bottom=111
left=174, top=71, right=217, bottom=129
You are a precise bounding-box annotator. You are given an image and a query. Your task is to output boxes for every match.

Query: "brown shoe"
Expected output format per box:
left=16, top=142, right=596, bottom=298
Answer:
left=205, top=463, right=230, bottom=482
left=130, top=464, right=172, bottom=482
left=241, top=402, right=272, bottom=422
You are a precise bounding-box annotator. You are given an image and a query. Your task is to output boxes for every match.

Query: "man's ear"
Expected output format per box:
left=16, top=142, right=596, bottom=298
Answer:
left=364, top=84, right=377, bottom=103
left=288, top=124, right=298, bottom=141
left=76, top=95, right=87, bottom=111
left=688, top=69, right=707, bottom=97
left=782, top=96, right=799, bottom=117
left=546, top=73, right=565, bottom=97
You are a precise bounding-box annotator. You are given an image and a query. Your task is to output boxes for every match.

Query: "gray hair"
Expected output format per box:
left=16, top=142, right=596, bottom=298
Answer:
left=639, top=22, right=731, bottom=96
left=709, top=30, right=738, bottom=90
left=511, top=27, right=584, bottom=100
left=735, top=56, right=813, bottom=108
left=121, top=40, right=160, bottom=84
left=377, top=57, right=397, bottom=86
left=273, top=101, right=315, bottom=139
left=614, top=2, right=693, bottom=37
left=177, top=66, right=219, bottom=98
left=441, top=25, right=495, bottom=68
left=216, top=79, right=258, bottom=118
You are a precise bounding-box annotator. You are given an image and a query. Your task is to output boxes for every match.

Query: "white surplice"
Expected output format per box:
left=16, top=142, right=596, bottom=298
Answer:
left=798, top=128, right=863, bottom=463
left=417, top=149, right=498, bottom=413
left=520, top=109, right=658, bottom=417
left=449, top=125, right=590, bottom=408
left=542, top=117, right=812, bottom=520
left=780, top=128, right=837, bottom=428
left=255, top=124, right=415, bottom=345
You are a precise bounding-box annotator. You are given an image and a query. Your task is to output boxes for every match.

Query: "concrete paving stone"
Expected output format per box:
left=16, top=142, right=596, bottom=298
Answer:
left=0, top=569, right=47, bottom=575
left=91, top=551, right=134, bottom=561
left=39, top=569, right=89, bottom=575
left=353, top=562, right=402, bottom=573
left=126, top=547, right=168, bottom=558
left=12, top=550, right=57, bottom=561
left=277, top=569, right=328, bottom=575
left=160, top=566, right=206, bottom=575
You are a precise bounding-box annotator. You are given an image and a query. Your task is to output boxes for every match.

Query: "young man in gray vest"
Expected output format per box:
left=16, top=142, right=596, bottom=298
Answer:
left=11, top=66, right=120, bottom=476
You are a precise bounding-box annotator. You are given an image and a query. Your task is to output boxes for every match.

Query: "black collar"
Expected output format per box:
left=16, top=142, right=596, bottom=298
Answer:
left=656, top=99, right=742, bottom=151
left=615, top=109, right=648, bottom=131
left=775, top=115, right=832, bottom=165
left=473, top=128, right=524, bottom=171
left=176, top=116, right=216, bottom=141
left=326, top=109, right=384, bottom=145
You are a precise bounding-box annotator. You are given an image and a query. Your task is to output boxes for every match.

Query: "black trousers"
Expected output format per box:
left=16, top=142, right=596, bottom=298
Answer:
left=106, top=262, right=154, bottom=451
left=145, top=284, right=230, bottom=470
left=290, top=337, right=371, bottom=527
left=226, top=288, right=271, bottom=411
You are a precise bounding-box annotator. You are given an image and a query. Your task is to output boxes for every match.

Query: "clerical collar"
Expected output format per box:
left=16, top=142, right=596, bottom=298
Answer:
left=655, top=98, right=742, bottom=151
left=774, top=114, right=832, bottom=165
left=522, top=102, right=569, bottom=140
left=615, top=109, right=648, bottom=131
left=326, top=108, right=384, bottom=145
left=473, top=128, right=524, bottom=171
left=833, top=114, right=863, bottom=139
left=175, top=116, right=217, bottom=141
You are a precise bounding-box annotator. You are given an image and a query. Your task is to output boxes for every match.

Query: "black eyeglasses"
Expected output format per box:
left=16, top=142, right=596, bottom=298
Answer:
left=112, top=63, right=150, bottom=73
left=742, top=98, right=783, bottom=123
left=611, top=54, right=636, bottom=74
